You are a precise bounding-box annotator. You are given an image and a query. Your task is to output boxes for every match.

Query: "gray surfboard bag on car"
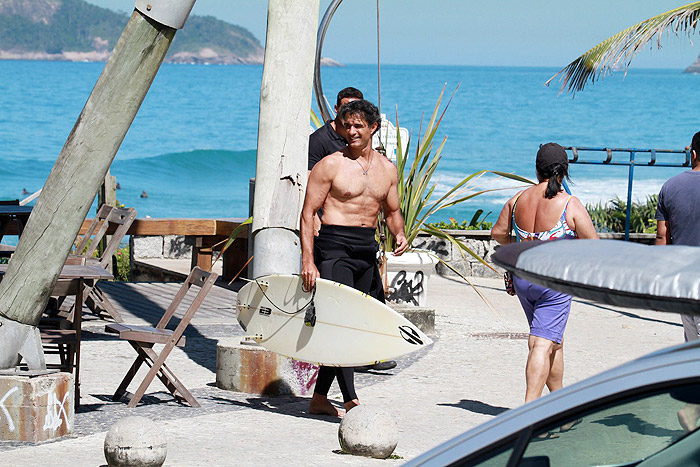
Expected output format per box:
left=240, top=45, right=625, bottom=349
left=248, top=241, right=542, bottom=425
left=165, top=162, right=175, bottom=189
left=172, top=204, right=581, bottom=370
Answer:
left=492, top=239, right=700, bottom=315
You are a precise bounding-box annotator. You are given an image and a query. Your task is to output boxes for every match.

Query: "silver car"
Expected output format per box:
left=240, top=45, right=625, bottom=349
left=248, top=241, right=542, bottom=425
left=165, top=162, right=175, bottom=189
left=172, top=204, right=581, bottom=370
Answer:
left=407, top=339, right=700, bottom=466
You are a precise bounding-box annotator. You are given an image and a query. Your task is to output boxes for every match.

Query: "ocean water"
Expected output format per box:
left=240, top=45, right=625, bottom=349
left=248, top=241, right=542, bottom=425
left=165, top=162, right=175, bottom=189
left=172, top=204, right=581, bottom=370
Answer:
left=1, top=61, right=698, bottom=224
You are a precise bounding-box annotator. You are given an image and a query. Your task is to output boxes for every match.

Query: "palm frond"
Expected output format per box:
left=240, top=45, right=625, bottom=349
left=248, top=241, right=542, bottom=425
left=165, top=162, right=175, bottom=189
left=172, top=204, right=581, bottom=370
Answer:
left=546, top=2, right=700, bottom=94
left=212, top=216, right=253, bottom=268
left=310, top=108, right=323, bottom=130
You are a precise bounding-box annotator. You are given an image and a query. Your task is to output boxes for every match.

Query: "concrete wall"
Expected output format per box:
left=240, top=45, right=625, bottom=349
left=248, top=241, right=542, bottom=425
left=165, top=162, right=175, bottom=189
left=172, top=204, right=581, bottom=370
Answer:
left=130, top=235, right=192, bottom=260
left=129, top=232, right=656, bottom=280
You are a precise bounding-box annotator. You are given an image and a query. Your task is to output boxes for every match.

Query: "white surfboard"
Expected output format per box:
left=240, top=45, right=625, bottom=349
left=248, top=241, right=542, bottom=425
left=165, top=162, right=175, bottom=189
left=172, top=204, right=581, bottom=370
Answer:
left=236, top=274, right=433, bottom=366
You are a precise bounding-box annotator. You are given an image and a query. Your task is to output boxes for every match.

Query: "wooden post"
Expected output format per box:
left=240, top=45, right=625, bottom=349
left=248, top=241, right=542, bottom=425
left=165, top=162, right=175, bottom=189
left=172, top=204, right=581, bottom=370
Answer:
left=252, top=0, right=319, bottom=278
left=99, top=170, right=118, bottom=209
left=0, top=7, right=188, bottom=367
left=98, top=170, right=118, bottom=259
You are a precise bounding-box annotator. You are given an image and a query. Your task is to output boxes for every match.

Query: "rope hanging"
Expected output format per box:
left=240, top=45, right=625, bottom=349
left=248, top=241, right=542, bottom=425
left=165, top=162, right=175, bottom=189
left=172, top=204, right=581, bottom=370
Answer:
left=374, top=0, right=390, bottom=294
left=376, top=0, right=382, bottom=116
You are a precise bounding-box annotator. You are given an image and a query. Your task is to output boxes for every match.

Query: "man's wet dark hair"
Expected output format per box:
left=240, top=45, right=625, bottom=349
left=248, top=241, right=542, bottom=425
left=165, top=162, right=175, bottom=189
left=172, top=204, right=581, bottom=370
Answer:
left=338, top=100, right=381, bottom=134
left=336, top=87, right=363, bottom=107
left=692, top=131, right=700, bottom=156
left=536, top=142, right=570, bottom=199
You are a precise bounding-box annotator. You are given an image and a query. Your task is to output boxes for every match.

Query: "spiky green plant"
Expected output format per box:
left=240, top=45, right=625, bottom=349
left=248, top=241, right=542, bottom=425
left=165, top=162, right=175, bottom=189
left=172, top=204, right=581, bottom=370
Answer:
left=212, top=216, right=253, bottom=282
left=385, top=85, right=533, bottom=280
left=586, top=195, right=659, bottom=234
left=546, top=2, right=700, bottom=94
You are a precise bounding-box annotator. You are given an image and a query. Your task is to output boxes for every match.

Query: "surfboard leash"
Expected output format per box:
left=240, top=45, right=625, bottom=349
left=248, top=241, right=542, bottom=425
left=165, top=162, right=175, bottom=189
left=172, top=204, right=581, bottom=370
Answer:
left=253, top=278, right=317, bottom=327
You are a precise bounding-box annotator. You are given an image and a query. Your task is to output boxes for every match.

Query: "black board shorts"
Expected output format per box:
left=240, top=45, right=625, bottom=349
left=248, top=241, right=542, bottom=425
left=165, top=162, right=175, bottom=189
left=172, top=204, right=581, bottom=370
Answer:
left=314, top=224, right=385, bottom=303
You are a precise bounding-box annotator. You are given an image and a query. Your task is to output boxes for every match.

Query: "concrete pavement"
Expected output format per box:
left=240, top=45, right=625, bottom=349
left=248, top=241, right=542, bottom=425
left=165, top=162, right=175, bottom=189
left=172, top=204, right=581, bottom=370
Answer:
left=0, top=274, right=682, bottom=466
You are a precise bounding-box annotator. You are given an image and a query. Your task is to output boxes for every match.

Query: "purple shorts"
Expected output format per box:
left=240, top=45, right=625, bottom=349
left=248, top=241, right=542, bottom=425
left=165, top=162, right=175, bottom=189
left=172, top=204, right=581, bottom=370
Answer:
left=512, top=275, right=572, bottom=344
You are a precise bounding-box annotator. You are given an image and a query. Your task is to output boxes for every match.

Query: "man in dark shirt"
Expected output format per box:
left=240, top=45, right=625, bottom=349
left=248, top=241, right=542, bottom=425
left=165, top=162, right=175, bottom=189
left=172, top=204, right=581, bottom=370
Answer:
left=655, top=130, right=700, bottom=432
left=655, top=131, right=700, bottom=341
left=308, top=87, right=363, bottom=171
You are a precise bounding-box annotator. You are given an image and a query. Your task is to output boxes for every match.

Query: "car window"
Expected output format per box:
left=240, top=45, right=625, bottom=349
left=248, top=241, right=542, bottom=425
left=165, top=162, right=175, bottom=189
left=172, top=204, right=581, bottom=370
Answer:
left=519, top=383, right=700, bottom=466
left=461, top=438, right=518, bottom=466
left=461, top=383, right=700, bottom=467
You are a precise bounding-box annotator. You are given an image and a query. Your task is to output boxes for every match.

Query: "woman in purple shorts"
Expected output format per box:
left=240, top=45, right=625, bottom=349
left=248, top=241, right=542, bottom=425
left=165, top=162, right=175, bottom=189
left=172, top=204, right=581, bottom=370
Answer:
left=491, top=143, right=598, bottom=404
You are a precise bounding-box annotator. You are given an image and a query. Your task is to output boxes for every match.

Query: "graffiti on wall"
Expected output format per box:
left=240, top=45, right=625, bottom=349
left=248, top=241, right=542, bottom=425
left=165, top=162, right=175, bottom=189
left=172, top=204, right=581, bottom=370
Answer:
left=0, top=387, right=18, bottom=432
left=387, top=270, right=425, bottom=306
left=291, top=360, right=319, bottom=396
left=43, top=390, right=71, bottom=432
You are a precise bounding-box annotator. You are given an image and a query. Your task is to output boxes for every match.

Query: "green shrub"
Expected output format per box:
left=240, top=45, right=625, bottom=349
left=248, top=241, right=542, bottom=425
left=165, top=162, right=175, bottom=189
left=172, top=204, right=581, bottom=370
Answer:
left=427, top=210, right=493, bottom=231
left=586, top=195, right=658, bottom=234
left=75, top=238, right=130, bottom=281
left=113, top=243, right=130, bottom=282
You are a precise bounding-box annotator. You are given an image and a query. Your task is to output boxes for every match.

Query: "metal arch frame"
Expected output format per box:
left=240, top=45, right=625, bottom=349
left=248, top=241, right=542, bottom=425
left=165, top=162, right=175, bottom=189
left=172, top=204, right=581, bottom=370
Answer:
left=314, top=0, right=344, bottom=123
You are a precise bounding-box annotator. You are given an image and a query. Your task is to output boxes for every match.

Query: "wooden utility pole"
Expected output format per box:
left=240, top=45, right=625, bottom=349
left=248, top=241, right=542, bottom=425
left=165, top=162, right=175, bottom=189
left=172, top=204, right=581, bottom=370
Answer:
left=252, top=0, right=319, bottom=278
left=0, top=1, right=196, bottom=369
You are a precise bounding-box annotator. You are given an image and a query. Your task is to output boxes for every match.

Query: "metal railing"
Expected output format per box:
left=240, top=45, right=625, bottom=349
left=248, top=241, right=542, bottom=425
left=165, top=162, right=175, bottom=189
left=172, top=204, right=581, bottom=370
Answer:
left=562, top=146, right=691, bottom=241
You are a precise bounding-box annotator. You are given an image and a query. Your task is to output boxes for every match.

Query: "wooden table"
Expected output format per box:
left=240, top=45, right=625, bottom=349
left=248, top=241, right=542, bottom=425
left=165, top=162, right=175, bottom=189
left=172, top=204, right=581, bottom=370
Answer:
left=0, top=264, right=114, bottom=282
left=0, top=264, right=113, bottom=405
left=0, top=205, right=32, bottom=243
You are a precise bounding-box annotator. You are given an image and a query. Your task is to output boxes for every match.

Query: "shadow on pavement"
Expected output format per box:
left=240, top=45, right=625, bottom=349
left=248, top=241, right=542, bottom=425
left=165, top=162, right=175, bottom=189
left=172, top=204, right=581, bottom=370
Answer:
left=209, top=395, right=342, bottom=424
left=98, top=282, right=228, bottom=373
left=439, top=399, right=510, bottom=416
left=576, top=300, right=683, bottom=327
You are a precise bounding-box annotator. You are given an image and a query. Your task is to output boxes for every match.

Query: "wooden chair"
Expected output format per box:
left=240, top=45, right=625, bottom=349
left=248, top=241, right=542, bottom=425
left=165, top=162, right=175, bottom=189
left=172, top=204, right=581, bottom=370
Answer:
left=105, top=267, right=218, bottom=408
left=70, top=204, right=137, bottom=322
left=40, top=263, right=86, bottom=407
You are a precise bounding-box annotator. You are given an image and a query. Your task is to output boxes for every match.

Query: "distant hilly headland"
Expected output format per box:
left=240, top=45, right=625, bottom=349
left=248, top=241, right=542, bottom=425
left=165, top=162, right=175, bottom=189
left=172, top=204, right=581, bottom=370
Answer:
left=0, top=0, right=265, bottom=64
left=685, top=54, right=700, bottom=73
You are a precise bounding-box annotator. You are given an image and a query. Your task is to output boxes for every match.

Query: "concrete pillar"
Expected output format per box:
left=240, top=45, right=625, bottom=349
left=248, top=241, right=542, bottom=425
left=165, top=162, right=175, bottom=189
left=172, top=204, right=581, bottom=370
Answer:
left=251, top=0, right=319, bottom=279
left=216, top=340, right=318, bottom=396
left=0, top=371, right=73, bottom=442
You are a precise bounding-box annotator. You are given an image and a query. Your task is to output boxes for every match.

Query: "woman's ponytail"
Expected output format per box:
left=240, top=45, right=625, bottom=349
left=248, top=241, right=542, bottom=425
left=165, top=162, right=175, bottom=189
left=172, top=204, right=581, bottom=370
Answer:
left=545, top=176, right=561, bottom=199
left=540, top=163, right=568, bottom=199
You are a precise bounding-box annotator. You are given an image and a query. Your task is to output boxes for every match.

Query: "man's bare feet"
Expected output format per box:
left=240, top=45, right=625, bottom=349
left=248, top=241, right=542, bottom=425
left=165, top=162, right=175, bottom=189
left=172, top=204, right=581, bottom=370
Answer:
left=344, top=399, right=359, bottom=412
left=677, top=404, right=700, bottom=432
left=309, top=393, right=345, bottom=417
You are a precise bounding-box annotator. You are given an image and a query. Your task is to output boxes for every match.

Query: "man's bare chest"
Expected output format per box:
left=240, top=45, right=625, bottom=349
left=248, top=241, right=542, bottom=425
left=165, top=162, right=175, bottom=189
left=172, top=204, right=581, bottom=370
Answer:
left=329, top=173, right=389, bottom=202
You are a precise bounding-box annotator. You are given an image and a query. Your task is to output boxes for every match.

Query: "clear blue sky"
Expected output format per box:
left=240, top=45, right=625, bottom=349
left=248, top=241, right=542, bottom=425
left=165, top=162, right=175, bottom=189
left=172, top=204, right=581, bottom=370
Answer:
left=87, top=0, right=699, bottom=68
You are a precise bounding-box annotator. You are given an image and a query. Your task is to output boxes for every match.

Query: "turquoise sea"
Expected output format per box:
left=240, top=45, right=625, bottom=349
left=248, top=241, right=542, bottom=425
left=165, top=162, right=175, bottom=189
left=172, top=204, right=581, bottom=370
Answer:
left=1, top=61, right=698, bottom=223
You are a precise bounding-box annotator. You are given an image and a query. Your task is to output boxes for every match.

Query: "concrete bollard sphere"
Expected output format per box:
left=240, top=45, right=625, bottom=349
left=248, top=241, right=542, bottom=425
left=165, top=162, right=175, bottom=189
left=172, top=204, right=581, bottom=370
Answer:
left=104, top=416, right=167, bottom=467
left=338, top=405, right=398, bottom=459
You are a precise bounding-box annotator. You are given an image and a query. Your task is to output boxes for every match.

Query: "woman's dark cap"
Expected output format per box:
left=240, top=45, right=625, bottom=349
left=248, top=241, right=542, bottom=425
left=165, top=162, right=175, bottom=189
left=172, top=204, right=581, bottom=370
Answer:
left=536, top=142, right=568, bottom=172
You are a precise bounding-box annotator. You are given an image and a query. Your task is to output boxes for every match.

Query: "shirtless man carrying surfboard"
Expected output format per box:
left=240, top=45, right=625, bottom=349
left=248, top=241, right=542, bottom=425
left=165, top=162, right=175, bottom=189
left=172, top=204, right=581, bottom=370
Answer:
left=301, top=99, right=409, bottom=417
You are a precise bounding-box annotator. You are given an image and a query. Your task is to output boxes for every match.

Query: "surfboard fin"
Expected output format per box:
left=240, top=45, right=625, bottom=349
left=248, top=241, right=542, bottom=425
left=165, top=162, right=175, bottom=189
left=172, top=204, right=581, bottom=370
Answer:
left=304, top=300, right=316, bottom=327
